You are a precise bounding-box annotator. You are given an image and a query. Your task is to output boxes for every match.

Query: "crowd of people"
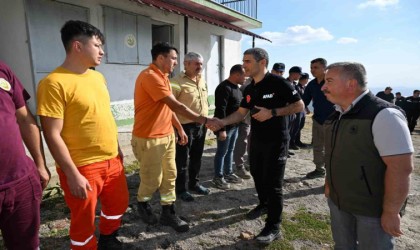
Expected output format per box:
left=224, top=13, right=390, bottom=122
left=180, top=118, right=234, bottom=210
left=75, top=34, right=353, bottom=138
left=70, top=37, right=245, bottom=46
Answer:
left=375, top=87, right=420, bottom=134
left=0, top=20, right=415, bottom=249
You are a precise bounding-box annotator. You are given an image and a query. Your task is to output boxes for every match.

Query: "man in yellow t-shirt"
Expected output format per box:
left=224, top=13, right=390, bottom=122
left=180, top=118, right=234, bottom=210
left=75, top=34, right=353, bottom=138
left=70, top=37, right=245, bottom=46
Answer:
left=37, top=20, right=128, bottom=250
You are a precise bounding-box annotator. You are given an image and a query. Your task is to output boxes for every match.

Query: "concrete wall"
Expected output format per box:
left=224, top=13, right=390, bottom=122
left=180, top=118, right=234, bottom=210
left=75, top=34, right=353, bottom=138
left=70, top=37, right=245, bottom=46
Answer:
left=2, top=0, right=244, bottom=182
left=187, top=18, right=242, bottom=88
left=0, top=0, right=243, bottom=122
left=0, top=0, right=36, bottom=113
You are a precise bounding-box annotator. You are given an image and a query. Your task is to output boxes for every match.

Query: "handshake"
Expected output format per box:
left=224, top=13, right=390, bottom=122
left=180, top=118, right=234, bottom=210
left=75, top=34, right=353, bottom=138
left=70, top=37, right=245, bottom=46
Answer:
left=205, top=117, right=225, bottom=132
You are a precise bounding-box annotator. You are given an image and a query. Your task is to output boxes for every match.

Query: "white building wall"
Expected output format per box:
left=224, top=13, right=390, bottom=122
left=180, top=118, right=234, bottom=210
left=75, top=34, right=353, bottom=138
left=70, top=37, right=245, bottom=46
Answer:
left=0, top=0, right=36, bottom=113
left=0, top=0, right=244, bottom=123
left=186, top=19, right=242, bottom=98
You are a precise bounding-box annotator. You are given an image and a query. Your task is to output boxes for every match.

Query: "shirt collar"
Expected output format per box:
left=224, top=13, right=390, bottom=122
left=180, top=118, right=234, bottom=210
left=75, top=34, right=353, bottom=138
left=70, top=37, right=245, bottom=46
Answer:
left=180, top=71, right=202, bottom=82
left=149, top=63, right=166, bottom=78
left=335, top=89, right=370, bottom=114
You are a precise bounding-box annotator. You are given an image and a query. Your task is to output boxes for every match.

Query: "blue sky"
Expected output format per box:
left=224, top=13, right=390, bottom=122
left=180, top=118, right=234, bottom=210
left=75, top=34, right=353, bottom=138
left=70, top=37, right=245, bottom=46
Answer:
left=242, top=0, right=420, bottom=95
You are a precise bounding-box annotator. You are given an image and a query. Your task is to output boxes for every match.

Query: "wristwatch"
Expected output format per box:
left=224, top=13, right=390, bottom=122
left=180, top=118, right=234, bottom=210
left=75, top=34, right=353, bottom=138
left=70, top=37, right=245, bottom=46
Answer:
left=271, top=108, right=277, bottom=117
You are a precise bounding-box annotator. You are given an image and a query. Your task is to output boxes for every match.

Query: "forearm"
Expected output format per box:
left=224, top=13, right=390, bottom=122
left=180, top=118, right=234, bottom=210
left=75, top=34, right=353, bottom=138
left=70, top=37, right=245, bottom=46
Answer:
left=20, top=119, right=46, bottom=167
left=274, top=100, right=305, bottom=116
left=172, top=103, right=207, bottom=124
left=171, top=112, right=184, bottom=133
left=382, top=154, right=413, bottom=214
left=214, top=107, right=227, bottom=130
left=383, top=170, right=411, bottom=214
left=222, top=110, right=246, bottom=127
left=44, top=133, right=79, bottom=177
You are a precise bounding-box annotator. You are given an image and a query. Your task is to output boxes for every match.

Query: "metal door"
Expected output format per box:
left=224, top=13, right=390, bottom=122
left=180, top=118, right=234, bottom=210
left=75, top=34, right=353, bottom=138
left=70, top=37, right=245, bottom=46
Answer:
left=25, top=0, right=88, bottom=85
left=207, top=35, right=223, bottom=108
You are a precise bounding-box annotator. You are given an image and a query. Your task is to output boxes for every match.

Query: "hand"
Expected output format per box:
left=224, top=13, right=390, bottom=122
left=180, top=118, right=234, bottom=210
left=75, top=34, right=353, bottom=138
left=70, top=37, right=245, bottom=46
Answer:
left=381, top=211, right=403, bottom=237
left=218, top=131, right=227, bottom=141
left=118, top=146, right=124, bottom=165
left=206, top=117, right=224, bottom=132
left=324, top=181, right=330, bottom=198
left=66, top=172, right=92, bottom=200
left=177, top=129, right=188, bottom=145
left=252, top=106, right=273, bottom=122
left=38, top=165, right=51, bottom=190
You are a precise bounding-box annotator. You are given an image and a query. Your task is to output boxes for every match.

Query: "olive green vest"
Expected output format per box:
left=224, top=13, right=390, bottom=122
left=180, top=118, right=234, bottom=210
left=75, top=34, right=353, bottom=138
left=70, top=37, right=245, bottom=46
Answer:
left=325, top=92, right=396, bottom=217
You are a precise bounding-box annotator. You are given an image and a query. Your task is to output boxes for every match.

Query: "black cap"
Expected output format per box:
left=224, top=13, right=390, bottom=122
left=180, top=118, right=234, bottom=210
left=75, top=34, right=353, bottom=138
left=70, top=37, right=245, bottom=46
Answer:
left=272, top=63, right=285, bottom=72
left=289, top=66, right=303, bottom=75
left=300, top=73, right=309, bottom=80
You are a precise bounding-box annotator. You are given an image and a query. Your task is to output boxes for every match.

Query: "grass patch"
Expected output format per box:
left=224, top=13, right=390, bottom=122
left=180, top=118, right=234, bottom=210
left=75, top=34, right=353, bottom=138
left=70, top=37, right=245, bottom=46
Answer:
left=266, top=240, right=294, bottom=250
left=267, top=207, right=333, bottom=249
left=115, top=118, right=134, bottom=127
left=124, top=160, right=140, bottom=174
left=46, top=228, right=69, bottom=237
left=41, top=184, right=66, bottom=211
left=205, top=138, right=216, bottom=146
left=43, top=183, right=64, bottom=200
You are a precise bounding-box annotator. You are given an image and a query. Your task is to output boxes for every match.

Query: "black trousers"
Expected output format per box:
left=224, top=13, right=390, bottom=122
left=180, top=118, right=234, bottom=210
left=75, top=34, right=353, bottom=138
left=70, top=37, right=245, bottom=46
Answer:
left=406, top=111, right=420, bottom=132
left=249, top=135, right=288, bottom=228
left=290, top=111, right=305, bottom=145
left=175, top=123, right=207, bottom=194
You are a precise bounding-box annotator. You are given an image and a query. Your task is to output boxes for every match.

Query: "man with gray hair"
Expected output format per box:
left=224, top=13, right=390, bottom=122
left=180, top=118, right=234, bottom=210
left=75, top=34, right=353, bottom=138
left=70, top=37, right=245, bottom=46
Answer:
left=171, top=52, right=210, bottom=202
left=322, top=62, right=413, bottom=249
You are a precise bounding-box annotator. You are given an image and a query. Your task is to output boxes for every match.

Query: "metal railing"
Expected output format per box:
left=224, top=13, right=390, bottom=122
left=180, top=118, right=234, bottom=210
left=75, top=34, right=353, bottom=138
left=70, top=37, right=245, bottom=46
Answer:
left=212, top=0, right=257, bottom=19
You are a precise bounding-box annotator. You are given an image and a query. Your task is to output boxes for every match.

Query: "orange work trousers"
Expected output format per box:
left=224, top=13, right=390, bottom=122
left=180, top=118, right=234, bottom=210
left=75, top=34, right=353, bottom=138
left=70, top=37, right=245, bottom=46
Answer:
left=57, top=156, right=129, bottom=250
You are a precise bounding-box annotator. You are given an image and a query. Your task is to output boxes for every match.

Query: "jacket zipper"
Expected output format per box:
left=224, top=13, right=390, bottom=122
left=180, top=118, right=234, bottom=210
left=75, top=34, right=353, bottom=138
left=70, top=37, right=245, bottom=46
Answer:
left=361, top=166, right=373, bottom=195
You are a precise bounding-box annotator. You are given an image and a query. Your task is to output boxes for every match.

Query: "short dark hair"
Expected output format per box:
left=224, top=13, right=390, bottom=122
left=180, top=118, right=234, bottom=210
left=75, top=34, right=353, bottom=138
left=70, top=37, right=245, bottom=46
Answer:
left=151, top=42, right=178, bottom=61
left=230, top=64, right=243, bottom=75
left=396, top=92, right=401, bottom=95
left=326, top=62, right=367, bottom=88
left=311, top=58, right=327, bottom=67
left=413, top=90, right=420, bottom=94
left=243, top=48, right=269, bottom=68
left=61, top=20, right=105, bottom=53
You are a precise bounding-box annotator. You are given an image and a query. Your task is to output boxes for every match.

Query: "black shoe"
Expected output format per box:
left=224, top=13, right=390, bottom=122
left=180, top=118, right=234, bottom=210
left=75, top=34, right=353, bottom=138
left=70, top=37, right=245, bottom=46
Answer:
left=288, top=151, right=295, bottom=156
left=305, top=169, right=325, bottom=179
left=137, top=201, right=158, bottom=225
left=255, top=225, right=281, bottom=244
left=289, top=144, right=300, bottom=150
left=189, top=184, right=210, bottom=195
left=98, top=230, right=122, bottom=250
left=178, top=191, right=195, bottom=202
left=296, top=141, right=309, bottom=148
left=246, top=204, right=268, bottom=220
left=160, top=204, right=190, bottom=232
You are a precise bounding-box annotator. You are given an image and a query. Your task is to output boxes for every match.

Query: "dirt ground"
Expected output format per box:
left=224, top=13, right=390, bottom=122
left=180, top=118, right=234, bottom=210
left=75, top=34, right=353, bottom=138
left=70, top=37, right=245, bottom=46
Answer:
left=36, top=118, right=419, bottom=250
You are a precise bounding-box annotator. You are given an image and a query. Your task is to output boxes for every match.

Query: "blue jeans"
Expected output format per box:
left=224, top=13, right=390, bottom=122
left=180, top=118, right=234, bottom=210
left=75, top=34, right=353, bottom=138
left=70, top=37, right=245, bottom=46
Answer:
left=328, top=198, right=394, bottom=250
left=214, top=126, right=239, bottom=177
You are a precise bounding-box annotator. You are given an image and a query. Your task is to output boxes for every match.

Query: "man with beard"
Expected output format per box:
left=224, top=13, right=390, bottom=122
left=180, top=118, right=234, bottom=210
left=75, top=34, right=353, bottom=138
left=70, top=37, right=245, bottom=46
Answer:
left=207, top=48, right=304, bottom=244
